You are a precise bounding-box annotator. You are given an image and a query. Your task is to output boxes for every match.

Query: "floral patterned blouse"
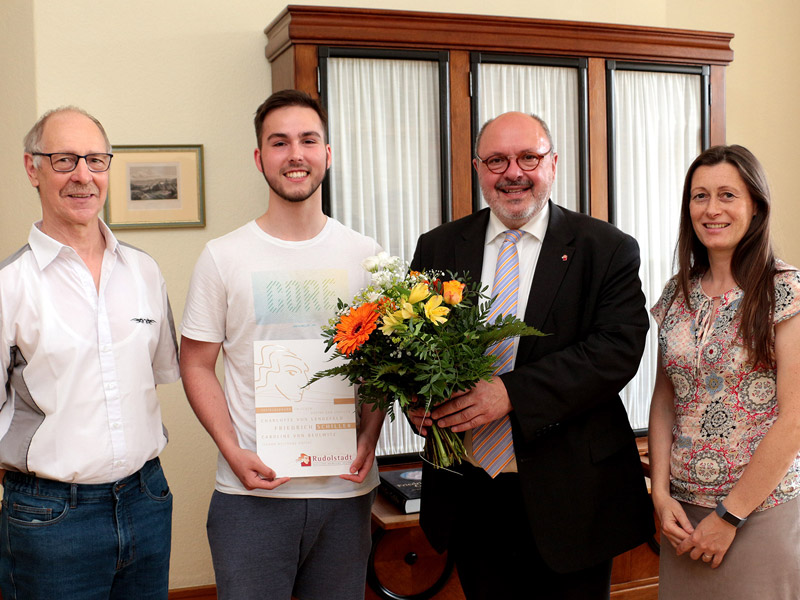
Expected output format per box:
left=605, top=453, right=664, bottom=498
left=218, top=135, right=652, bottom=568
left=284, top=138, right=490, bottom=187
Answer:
left=651, top=261, right=800, bottom=511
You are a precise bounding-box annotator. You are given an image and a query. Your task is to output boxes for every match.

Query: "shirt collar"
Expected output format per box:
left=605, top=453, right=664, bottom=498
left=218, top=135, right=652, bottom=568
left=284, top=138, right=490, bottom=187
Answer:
left=28, top=219, right=122, bottom=270
left=485, top=201, right=550, bottom=246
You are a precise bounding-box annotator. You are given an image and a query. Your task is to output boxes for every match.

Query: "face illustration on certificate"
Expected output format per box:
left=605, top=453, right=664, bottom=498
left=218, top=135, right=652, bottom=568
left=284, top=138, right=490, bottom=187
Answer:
left=254, top=340, right=356, bottom=478
left=255, top=346, right=311, bottom=402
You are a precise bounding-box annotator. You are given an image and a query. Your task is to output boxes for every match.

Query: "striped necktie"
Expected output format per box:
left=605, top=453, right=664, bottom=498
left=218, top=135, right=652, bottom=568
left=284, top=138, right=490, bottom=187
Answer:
left=473, top=229, right=522, bottom=478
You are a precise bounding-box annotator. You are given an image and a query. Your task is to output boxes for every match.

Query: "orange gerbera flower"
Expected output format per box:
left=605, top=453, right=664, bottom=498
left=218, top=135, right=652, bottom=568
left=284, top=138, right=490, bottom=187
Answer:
left=333, top=303, right=379, bottom=356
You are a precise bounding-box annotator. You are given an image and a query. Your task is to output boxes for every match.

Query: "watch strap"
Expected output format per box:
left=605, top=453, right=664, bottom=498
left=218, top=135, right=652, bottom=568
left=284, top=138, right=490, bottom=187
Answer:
left=715, top=501, right=747, bottom=528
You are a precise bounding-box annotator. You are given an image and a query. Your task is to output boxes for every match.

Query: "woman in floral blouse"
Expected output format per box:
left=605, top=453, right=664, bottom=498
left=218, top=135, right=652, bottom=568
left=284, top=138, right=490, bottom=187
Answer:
left=649, top=145, right=800, bottom=599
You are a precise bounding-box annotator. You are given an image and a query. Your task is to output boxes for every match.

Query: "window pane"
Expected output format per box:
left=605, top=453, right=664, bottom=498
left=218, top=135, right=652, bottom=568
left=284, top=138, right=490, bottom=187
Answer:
left=477, top=63, right=580, bottom=212
left=327, top=57, right=442, bottom=263
left=612, top=69, right=702, bottom=430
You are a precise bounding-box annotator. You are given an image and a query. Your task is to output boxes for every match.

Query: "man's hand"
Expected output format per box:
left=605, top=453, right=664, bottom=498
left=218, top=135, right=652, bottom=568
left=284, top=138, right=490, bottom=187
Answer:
left=431, top=378, right=513, bottom=432
left=226, top=447, right=290, bottom=491
left=408, top=404, right=433, bottom=437
left=341, top=400, right=385, bottom=483
left=341, top=430, right=378, bottom=483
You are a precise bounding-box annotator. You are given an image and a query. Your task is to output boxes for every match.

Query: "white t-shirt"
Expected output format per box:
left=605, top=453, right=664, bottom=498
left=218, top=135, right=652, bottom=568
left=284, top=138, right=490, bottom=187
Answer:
left=182, top=218, right=382, bottom=498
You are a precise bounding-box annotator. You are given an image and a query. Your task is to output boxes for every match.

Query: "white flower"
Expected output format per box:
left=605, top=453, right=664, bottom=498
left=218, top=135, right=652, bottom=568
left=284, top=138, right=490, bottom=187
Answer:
left=361, top=254, right=380, bottom=272
left=374, top=251, right=392, bottom=269
left=363, top=251, right=397, bottom=272
left=371, top=271, right=393, bottom=289
left=361, top=253, right=410, bottom=296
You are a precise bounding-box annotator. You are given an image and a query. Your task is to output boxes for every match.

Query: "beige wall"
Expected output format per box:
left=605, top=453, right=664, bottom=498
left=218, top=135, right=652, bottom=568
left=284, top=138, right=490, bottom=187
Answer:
left=1, top=1, right=39, bottom=235
left=1, top=0, right=798, bottom=590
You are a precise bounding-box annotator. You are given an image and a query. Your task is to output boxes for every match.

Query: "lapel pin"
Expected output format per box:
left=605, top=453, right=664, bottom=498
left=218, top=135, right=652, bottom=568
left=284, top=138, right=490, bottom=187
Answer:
left=561, top=254, right=568, bottom=261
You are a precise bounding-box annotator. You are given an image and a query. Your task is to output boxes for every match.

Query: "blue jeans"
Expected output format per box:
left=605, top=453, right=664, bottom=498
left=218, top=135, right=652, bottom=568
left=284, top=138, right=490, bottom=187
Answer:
left=0, top=458, right=172, bottom=600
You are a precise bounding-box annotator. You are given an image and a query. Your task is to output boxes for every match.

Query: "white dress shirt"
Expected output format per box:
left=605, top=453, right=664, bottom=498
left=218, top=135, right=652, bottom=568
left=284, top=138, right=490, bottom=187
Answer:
left=480, top=203, right=550, bottom=357
left=463, top=204, right=549, bottom=472
left=0, top=221, right=179, bottom=484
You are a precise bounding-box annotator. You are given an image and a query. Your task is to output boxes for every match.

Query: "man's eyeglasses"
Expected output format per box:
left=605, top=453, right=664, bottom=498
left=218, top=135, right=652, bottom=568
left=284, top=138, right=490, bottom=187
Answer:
left=32, top=152, right=114, bottom=173
left=475, top=149, right=551, bottom=174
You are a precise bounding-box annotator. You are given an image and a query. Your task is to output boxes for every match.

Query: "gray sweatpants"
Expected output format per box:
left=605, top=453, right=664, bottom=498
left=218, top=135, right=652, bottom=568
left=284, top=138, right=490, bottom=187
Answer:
left=206, top=489, right=376, bottom=600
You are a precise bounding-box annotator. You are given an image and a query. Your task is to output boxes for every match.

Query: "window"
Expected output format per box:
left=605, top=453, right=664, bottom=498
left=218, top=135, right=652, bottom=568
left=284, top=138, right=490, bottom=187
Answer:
left=320, top=48, right=450, bottom=262
left=608, top=62, right=708, bottom=430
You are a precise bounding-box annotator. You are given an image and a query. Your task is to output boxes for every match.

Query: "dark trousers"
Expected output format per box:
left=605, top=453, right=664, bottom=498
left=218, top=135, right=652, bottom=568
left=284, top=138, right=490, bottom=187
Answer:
left=449, top=464, right=611, bottom=600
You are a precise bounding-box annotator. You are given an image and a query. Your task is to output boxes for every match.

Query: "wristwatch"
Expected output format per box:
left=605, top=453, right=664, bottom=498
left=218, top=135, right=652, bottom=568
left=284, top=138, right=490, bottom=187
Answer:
left=715, top=501, right=748, bottom=528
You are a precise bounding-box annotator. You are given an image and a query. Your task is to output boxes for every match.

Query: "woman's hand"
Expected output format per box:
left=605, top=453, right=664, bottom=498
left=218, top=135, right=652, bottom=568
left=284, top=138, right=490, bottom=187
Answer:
left=653, top=493, right=694, bottom=549
left=676, top=510, right=737, bottom=568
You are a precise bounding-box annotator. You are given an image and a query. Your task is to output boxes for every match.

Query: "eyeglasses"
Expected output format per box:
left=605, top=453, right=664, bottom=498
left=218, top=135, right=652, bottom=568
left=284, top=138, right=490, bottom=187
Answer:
left=32, top=152, right=114, bottom=173
left=475, top=149, right=551, bottom=174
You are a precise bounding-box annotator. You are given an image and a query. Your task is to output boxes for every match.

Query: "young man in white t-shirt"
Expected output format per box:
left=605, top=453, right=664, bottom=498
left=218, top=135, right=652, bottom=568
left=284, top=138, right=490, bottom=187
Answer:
left=180, top=90, right=384, bottom=600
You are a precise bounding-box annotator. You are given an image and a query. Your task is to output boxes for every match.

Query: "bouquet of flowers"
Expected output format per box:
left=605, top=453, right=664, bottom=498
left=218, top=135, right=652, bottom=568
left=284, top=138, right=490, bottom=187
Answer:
left=310, top=252, right=545, bottom=469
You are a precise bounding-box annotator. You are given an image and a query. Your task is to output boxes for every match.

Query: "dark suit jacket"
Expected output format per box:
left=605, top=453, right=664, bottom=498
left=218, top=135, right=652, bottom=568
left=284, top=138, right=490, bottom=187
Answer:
left=410, top=203, right=654, bottom=573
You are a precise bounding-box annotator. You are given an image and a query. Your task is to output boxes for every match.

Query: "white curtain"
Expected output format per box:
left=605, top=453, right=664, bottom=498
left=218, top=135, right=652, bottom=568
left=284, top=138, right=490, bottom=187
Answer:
left=612, top=70, right=702, bottom=430
left=327, top=56, right=444, bottom=456
left=327, top=57, right=442, bottom=263
left=477, top=63, right=581, bottom=212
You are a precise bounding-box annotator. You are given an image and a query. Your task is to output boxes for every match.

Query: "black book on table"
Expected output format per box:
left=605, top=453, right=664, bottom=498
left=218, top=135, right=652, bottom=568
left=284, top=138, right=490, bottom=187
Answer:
left=379, top=468, right=422, bottom=514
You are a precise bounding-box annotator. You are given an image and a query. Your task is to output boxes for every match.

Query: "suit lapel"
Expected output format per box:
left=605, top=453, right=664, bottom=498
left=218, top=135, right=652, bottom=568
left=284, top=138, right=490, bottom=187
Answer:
left=454, top=208, right=490, bottom=280
left=449, top=206, right=573, bottom=358
left=523, top=203, right=575, bottom=330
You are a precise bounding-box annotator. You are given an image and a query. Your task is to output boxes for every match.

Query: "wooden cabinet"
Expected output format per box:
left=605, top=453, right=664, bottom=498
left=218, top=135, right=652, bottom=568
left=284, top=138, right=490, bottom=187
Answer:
left=260, top=9, right=711, bottom=594
left=263, top=5, right=733, bottom=221
left=262, top=7, right=735, bottom=454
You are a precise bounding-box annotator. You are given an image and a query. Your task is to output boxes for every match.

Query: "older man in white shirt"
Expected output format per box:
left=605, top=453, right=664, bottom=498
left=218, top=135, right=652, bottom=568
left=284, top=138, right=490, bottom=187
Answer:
left=0, top=107, right=179, bottom=600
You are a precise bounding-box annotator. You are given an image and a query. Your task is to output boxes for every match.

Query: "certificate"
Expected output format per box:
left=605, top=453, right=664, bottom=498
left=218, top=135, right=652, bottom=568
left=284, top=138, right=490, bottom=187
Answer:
left=254, top=339, right=356, bottom=478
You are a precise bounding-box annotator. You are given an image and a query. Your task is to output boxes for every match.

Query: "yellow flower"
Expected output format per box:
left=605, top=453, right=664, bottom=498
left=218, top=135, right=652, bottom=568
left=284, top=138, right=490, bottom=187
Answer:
left=380, top=310, right=404, bottom=335
left=407, top=283, right=430, bottom=304
left=424, top=295, right=449, bottom=326
left=399, top=302, right=416, bottom=319
left=442, top=280, right=465, bottom=305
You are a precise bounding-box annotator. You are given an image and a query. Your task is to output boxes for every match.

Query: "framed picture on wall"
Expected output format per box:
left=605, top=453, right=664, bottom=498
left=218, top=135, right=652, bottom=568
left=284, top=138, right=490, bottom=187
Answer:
left=104, top=145, right=205, bottom=229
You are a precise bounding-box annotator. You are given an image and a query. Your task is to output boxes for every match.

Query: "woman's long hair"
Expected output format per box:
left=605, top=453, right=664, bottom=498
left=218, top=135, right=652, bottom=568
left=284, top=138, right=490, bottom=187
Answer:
left=674, top=144, right=777, bottom=367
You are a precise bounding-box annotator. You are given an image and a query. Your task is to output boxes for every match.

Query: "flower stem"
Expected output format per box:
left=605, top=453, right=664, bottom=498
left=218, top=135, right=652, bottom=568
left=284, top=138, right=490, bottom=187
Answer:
left=424, top=424, right=465, bottom=469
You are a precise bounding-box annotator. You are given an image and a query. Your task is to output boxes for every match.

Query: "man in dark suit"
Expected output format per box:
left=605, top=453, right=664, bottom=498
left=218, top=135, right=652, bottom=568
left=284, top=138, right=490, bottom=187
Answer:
left=409, top=112, right=654, bottom=599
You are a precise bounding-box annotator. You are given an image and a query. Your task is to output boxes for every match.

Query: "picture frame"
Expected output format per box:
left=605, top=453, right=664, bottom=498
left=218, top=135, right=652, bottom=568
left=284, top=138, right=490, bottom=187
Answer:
left=105, top=145, right=205, bottom=229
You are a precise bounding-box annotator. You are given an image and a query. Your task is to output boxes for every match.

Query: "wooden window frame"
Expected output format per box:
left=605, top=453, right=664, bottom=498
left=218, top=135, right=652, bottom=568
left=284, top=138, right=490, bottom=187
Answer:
left=264, top=5, right=733, bottom=222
